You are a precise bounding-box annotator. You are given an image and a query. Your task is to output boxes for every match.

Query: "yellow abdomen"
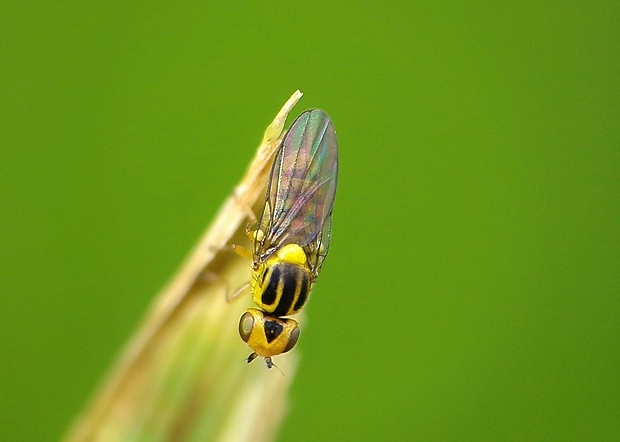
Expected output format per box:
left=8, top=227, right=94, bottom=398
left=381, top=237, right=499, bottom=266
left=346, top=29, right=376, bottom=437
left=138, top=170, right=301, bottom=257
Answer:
left=251, top=244, right=312, bottom=317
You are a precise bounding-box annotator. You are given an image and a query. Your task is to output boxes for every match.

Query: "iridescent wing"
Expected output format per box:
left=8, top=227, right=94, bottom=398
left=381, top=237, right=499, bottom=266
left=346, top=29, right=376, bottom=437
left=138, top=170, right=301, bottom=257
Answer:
left=254, top=109, right=338, bottom=277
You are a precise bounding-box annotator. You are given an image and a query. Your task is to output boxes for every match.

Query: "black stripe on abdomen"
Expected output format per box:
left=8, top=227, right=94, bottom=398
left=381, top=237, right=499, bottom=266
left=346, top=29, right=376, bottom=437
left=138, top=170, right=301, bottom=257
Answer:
left=261, top=262, right=309, bottom=317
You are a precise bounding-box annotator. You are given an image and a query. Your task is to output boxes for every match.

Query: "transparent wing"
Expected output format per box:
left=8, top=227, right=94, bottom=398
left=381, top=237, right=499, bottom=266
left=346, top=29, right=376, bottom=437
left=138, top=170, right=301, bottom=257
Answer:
left=254, top=109, right=338, bottom=275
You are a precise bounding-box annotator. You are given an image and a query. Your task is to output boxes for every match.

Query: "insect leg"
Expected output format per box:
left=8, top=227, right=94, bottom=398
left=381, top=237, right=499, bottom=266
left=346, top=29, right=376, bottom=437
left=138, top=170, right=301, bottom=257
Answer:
left=227, top=281, right=251, bottom=303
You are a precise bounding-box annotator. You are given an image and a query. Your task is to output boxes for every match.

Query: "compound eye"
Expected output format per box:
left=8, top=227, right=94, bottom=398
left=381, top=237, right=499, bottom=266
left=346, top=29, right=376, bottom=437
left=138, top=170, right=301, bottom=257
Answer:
left=282, top=321, right=300, bottom=354
left=238, top=311, right=255, bottom=343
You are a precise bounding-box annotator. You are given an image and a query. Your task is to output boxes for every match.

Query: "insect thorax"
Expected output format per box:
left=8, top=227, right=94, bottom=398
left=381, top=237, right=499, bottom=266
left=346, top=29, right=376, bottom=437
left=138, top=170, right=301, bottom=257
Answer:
left=253, top=260, right=311, bottom=317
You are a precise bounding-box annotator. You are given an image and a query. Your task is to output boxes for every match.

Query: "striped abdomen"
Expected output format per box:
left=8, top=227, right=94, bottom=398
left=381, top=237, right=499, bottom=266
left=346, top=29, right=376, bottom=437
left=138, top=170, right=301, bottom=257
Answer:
left=254, top=261, right=311, bottom=317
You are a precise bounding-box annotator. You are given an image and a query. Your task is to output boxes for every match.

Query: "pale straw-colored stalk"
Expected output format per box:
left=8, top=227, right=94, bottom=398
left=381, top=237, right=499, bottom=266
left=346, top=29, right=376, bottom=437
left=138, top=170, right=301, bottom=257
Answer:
left=65, top=91, right=305, bottom=442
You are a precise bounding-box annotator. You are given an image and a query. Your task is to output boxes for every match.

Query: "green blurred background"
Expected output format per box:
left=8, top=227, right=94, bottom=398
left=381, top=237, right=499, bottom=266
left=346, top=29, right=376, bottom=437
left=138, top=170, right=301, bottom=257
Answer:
left=1, top=1, right=618, bottom=440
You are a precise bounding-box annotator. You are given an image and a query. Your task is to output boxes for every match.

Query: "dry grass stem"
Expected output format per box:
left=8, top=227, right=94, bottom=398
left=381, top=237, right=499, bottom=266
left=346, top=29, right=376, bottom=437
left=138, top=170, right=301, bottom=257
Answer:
left=65, top=90, right=305, bottom=442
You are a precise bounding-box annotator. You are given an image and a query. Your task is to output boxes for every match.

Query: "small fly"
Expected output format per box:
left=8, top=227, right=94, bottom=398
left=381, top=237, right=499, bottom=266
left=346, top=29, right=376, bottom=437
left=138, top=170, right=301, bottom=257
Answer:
left=237, top=109, right=338, bottom=368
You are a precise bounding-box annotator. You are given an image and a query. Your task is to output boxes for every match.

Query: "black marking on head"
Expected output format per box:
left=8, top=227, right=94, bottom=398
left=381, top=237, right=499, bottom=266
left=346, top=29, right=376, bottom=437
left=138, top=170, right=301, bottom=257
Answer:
left=263, top=319, right=284, bottom=343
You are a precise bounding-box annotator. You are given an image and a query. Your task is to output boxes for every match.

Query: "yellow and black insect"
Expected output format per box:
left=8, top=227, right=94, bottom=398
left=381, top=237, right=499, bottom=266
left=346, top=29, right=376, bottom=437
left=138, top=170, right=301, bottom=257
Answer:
left=238, top=109, right=338, bottom=368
